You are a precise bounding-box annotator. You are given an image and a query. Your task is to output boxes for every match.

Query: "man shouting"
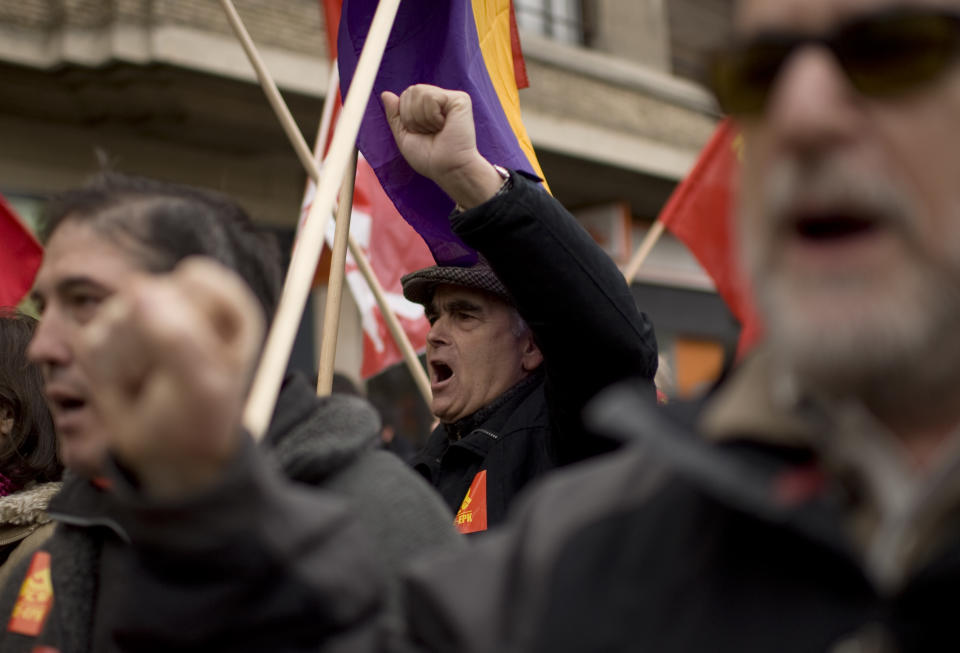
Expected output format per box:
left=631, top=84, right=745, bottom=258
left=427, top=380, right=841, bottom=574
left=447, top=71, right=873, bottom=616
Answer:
left=385, top=85, right=659, bottom=531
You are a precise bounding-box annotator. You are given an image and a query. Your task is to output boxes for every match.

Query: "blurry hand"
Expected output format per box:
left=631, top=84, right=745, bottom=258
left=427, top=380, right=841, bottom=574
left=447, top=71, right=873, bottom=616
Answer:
left=382, top=84, right=504, bottom=210
left=76, top=258, right=264, bottom=499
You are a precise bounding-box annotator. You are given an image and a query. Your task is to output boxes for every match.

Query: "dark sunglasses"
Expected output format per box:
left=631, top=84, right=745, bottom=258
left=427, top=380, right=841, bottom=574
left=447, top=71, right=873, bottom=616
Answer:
left=710, top=7, right=960, bottom=116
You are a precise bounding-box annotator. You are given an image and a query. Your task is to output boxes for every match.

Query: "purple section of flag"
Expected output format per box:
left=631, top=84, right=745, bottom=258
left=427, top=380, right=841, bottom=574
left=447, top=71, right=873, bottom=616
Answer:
left=339, top=0, right=537, bottom=266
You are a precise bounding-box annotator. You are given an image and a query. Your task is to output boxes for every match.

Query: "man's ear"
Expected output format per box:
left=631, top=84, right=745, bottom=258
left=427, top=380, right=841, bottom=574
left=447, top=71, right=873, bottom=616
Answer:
left=520, top=336, right=543, bottom=372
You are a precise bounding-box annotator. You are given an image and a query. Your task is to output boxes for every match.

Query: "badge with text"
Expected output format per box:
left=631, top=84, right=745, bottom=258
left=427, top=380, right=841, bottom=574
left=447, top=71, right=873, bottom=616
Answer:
left=454, top=470, right=488, bottom=534
left=8, top=551, right=53, bottom=637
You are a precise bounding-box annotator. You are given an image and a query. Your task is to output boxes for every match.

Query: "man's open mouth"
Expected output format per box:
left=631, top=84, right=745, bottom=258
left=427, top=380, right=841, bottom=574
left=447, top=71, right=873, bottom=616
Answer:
left=57, top=398, right=87, bottom=412
left=45, top=387, right=88, bottom=417
left=430, top=361, right=454, bottom=385
left=793, top=212, right=881, bottom=243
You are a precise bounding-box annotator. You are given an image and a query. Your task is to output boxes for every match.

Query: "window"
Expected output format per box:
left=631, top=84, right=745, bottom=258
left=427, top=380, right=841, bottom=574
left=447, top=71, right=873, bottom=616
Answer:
left=514, top=0, right=583, bottom=44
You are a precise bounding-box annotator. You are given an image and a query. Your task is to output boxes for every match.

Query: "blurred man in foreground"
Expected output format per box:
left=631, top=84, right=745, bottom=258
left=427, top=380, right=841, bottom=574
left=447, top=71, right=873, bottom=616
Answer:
left=401, top=0, right=960, bottom=650
left=64, top=0, right=960, bottom=649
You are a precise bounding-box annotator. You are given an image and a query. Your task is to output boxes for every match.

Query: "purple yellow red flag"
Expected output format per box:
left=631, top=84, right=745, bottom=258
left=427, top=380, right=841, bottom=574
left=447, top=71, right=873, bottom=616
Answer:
left=658, top=119, right=763, bottom=356
left=338, top=0, right=547, bottom=265
left=0, top=194, right=42, bottom=308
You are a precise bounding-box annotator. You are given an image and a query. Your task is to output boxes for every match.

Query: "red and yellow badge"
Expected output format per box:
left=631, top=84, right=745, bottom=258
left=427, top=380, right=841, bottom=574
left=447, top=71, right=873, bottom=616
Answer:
left=8, top=551, right=53, bottom=637
left=454, top=470, right=488, bottom=534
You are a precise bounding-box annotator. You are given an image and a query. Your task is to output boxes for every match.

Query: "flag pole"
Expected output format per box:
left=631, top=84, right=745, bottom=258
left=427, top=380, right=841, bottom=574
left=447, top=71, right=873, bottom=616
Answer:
left=231, top=0, right=404, bottom=440
left=220, top=0, right=319, bottom=181
left=316, top=148, right=358, bottom=396
left=221, top=0, right=432, bottom=411
left=623, top=220, right=665, bottom=285
left=312, top=63, right=340, bottom=174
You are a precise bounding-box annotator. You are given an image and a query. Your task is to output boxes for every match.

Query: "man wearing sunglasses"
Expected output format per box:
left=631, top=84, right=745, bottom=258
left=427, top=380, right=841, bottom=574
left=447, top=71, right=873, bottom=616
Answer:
left=397, top=0, right=960, bottom=650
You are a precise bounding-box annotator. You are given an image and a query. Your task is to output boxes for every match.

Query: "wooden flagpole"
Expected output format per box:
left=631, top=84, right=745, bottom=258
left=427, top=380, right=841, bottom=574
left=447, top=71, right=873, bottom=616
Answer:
left=313, top=62, right=347, bottom=396
left=316, top=148, right=358, bottom=396
left=312, top=63, right=339, bottom=172
left=229, top=0, right=405, bottom=440
left=623, top=220, right=666, bottom=285
left=222, top=0, right=432, bottom=412
left=220, top=0, right=318, bottom=181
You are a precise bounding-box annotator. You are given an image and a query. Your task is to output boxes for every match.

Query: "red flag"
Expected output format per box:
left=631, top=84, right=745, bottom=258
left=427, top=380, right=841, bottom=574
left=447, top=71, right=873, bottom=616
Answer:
left=297, top=136, right=433, bottom=379
left=303, top=0, right=433, bottom=379
left=321, top=0, right=342, bottom=59
left=658, top=120, right=763, bottom=356
left=0, top=195, right=42, bottom=308
left=508, top=0, right=529, bottom=89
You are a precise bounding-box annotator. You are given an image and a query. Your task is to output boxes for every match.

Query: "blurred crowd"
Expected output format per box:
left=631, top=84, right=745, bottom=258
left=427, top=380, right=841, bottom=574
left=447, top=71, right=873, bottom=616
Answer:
left=4, top=0, right=960, bottom=650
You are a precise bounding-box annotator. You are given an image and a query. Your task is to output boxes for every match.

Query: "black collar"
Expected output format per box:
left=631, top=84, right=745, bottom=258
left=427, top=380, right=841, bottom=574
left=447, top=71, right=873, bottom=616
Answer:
left=444, top=369, right=544, bottom=441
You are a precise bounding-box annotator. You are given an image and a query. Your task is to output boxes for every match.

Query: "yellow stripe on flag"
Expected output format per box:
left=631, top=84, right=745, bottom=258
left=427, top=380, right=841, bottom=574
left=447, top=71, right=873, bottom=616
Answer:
left=471, top=0, right=550, bottom=193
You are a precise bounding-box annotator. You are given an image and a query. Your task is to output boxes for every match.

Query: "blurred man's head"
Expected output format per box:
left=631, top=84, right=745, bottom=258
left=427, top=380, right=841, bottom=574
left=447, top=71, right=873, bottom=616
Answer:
left=716, top=0, right=960, bottom=424
left=402, top=261, right=543, bottom=424
left=27, top=173, right=283, bottom=475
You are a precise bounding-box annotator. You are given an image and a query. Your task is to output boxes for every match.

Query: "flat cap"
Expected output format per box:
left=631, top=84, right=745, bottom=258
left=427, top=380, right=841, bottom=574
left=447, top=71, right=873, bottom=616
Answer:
left=401, top=257, right=512, bottom=306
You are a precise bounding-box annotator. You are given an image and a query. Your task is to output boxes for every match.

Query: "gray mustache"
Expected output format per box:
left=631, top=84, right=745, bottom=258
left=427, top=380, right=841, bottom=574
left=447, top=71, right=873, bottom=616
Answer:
left=762, top=158, right=916, bottom=239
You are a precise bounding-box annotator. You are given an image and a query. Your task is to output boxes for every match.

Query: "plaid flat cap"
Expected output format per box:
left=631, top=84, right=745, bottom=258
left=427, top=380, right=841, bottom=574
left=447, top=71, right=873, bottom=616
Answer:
left=401, top=257, right=513, bottom=306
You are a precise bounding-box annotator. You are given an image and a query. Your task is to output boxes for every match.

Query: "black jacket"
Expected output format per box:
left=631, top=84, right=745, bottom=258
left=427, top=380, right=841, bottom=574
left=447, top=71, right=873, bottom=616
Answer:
left=402, top=379, right=960, bottom=652
left=0, top=452, right=384, bottom=653
left=412, top=170, right=658, bottom=527
left=0, top=376, right=458, bottom=652
left=413, top=373, right=552, bottom=529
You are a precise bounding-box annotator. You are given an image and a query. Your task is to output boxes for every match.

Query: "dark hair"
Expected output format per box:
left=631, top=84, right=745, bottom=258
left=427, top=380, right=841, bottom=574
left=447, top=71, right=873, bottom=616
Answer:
left=41, top=172, right=284, bottom=319
left=0, top=311, right=62, bottom=487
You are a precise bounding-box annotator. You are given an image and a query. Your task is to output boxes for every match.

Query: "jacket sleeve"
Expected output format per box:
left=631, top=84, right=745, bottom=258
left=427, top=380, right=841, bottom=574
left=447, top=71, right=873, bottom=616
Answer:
left=108, top=438, right=390, bottom=652
left=451, top=171, right=658, bottom=464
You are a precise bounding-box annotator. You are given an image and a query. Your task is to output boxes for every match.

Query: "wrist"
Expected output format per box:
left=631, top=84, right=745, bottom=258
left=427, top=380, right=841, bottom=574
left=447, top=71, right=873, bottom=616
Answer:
left=438, top=155, right=507, bottom=210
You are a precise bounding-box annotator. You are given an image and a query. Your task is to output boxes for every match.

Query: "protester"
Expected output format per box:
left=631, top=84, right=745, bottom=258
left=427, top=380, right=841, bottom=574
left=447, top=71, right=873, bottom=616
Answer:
left=0, top=311, right=61, bottom=587
left=0, top=175, right=459, bottom=651
left=390, top=86, right=658, bottom=530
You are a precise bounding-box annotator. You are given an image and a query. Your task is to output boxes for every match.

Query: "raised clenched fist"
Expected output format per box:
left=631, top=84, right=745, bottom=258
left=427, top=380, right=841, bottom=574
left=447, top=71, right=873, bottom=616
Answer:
left=76, top=257, right=264, bottom=499
left=382, top=84, right=504, bottom=210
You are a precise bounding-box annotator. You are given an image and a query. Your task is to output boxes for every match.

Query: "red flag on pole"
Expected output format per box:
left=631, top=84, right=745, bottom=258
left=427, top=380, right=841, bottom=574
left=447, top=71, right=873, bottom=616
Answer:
left=299, top=155, right=435, bottom=378
left=0, top=194, right=42, bottom=308
left=658, top=120, right=763, bottom=356
left=306, top=0, right=433, bottom=379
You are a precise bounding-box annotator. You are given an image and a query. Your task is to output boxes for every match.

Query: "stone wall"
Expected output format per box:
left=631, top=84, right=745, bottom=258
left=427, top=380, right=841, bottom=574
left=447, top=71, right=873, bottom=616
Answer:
left=0, top=0, right=325, bottom=55
left=665, top=0, right=735, bottom=82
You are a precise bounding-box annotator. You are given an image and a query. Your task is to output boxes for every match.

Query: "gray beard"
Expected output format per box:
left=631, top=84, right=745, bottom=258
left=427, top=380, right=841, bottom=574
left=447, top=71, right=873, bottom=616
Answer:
left=759, top=266, right=960, bottom=425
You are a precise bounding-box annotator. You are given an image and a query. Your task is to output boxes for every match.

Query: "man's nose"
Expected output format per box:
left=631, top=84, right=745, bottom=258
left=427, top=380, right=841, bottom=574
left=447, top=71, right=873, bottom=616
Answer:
left=27, top=311, right=73, bottom=370
left=426, top=317, right=449, bottom=347
left=765, top=47, right=861, bottom=157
